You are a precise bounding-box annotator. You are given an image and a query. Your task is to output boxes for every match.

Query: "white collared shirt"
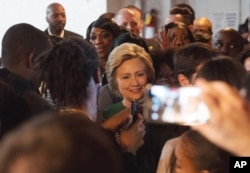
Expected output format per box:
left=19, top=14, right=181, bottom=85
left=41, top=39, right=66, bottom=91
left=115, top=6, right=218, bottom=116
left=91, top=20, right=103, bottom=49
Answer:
left=47, top=28, right=64, bottom=38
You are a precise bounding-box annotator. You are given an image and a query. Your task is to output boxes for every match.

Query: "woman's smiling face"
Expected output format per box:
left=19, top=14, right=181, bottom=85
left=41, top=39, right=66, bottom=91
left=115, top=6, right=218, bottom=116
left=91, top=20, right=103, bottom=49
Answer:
left=115, top=58, right=148, bottom=102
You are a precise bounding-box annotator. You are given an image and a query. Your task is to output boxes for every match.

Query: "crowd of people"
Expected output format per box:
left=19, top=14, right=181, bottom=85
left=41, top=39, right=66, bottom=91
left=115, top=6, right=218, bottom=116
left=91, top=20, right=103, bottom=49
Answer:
left=1, top=2, right=250, bottom=173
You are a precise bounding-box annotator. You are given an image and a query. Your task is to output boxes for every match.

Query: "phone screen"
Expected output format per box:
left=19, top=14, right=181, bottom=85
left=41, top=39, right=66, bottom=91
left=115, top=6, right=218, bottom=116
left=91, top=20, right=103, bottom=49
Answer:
left=143, top=85, right=210, bottom=126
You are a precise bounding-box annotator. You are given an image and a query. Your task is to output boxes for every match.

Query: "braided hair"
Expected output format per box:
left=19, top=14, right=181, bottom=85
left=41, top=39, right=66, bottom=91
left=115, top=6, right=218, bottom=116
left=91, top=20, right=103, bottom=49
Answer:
left=39, top=38, right=99, bottom=109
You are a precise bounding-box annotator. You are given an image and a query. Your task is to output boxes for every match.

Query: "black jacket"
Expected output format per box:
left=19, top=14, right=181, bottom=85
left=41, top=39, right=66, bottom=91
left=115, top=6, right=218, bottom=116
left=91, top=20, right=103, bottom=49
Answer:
left=44, top=29, right=83, bottom=45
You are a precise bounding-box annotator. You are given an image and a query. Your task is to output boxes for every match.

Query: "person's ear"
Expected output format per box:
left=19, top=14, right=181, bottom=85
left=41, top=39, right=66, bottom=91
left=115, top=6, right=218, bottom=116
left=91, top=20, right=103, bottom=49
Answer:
left=178, top=74, right=190, bottom=86
left=188, top=25, right=194, bottom=32
left=46, top=16, right=49, bottom=23
left=27, top=52, right=38, bottom=69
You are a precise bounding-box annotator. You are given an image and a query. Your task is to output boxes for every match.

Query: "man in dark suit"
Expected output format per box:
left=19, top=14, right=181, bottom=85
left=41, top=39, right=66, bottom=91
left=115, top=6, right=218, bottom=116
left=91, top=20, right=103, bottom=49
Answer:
left=45, top=3, right=83, bottom=45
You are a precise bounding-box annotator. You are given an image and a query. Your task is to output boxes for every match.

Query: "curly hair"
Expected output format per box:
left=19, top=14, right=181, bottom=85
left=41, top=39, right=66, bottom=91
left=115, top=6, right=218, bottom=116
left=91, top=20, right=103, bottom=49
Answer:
left=106, top=43, right=155, bottom=97
left=39, top=38, right=99, bottom=109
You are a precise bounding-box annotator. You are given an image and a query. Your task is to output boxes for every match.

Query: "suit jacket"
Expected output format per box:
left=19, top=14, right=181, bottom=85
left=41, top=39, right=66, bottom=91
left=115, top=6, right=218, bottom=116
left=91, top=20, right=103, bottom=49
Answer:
left=0, top=68, right=53, bottom=116
left=0, top=68, right=55, bottom=138
left=44, top=29, right=83, bottom=45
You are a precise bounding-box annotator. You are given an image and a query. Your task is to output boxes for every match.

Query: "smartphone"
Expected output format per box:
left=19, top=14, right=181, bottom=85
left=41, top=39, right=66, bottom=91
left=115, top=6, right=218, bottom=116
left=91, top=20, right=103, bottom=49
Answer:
left=143, top=84, right=210, bottom=126
left=131, top=100, right=139, bottom=122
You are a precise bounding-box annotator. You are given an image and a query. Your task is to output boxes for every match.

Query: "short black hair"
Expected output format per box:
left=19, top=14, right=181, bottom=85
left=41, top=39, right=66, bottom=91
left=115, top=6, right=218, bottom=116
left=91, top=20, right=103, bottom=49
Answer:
left=196, top=56, right=247, bottom=89
left=1, top=23, right=51, bottom=67
left=174, top=3, right=195, bottom=21
left=174, top=42, right=218, bottom=80
left=169, top=6, right=193, bottom=25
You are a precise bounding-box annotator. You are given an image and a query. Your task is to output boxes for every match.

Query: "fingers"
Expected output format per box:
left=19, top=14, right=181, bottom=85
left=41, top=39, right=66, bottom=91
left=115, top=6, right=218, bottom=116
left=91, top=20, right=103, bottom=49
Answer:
left=154, top=28, right=163, bottom=42
left=127, top=114, right=145, bottom=139
left=195, top=79, right=241, bottom=122
left=165, top=28, right=169, bottom=39
left=195, top=79, right=243, bottom=105
left=130, top=114, right=144, bottom=128
left=120, top=114, right=145, bottom=154
left=154, top=27, right=171, bottom=50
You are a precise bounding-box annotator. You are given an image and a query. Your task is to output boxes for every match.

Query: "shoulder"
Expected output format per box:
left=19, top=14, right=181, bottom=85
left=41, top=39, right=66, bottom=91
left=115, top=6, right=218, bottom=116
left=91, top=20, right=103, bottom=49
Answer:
left=64, top=30, right=83, bottom=39
left=156, top=137, right=179, bottom=173
left=0, top=69, right=30, bottom=91
left=102, top=102, right=126, bottom=120
left=44, top=29, right=49, bottom=34
left=100, top=84, right=110, bottom=94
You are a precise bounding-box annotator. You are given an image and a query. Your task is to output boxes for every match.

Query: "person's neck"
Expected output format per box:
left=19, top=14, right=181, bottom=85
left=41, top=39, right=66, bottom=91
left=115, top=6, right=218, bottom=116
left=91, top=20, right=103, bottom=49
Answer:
left=4, top=66, right=37, bottom=87
left=48, top=27, right=64, bottom=38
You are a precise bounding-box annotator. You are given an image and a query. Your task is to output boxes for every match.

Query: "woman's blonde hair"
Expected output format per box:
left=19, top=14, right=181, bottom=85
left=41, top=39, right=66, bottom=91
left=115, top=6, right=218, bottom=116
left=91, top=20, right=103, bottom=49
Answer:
left=106, top=43, right=155, bottom=97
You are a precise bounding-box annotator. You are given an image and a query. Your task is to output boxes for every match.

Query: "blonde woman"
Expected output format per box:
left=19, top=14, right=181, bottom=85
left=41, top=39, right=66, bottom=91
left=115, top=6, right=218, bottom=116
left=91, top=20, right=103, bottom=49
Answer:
left=101, top=43, right=155, bottom=120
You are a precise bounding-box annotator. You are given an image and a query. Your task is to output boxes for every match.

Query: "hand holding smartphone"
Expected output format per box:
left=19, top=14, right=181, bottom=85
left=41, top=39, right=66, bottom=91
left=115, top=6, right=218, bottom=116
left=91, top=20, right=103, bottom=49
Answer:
left=131, top=100, right=139, bottom=123
left=143, top=85, right=210, bottom=126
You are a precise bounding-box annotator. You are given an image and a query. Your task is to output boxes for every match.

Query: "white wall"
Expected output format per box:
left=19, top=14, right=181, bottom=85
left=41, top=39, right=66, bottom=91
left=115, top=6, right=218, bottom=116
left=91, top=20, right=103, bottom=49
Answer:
left=0, top=0, right=107, bottom=54
left=189, top=0, right=240, bottom=34
left=240, top=0, right=250, bottom=23
left=142, top=0, right=248, bottom=36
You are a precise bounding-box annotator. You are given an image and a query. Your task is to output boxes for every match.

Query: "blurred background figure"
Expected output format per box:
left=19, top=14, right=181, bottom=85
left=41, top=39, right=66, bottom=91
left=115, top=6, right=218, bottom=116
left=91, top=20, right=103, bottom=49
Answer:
left=125, top=5, right=144, bottom=35
left=213, top=27, right=244, bottom=58
left=45, top=2, right=83, bottom=45
left=238, top=16, right=250, bottom=44
left=98, top=12, right=116, bottom=21
left=114, top=5, right=160, bottom=51
left=193, top=17, right=213, bottom=45
left=156, top=22, right=194, bottom=50
left=238, top=16, right=249, bottom=34
left=174, top=3, right=195, bottom=21
left=165, top=6, right=194, bottom=31
left=114, top=6, right=143, bottom=36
